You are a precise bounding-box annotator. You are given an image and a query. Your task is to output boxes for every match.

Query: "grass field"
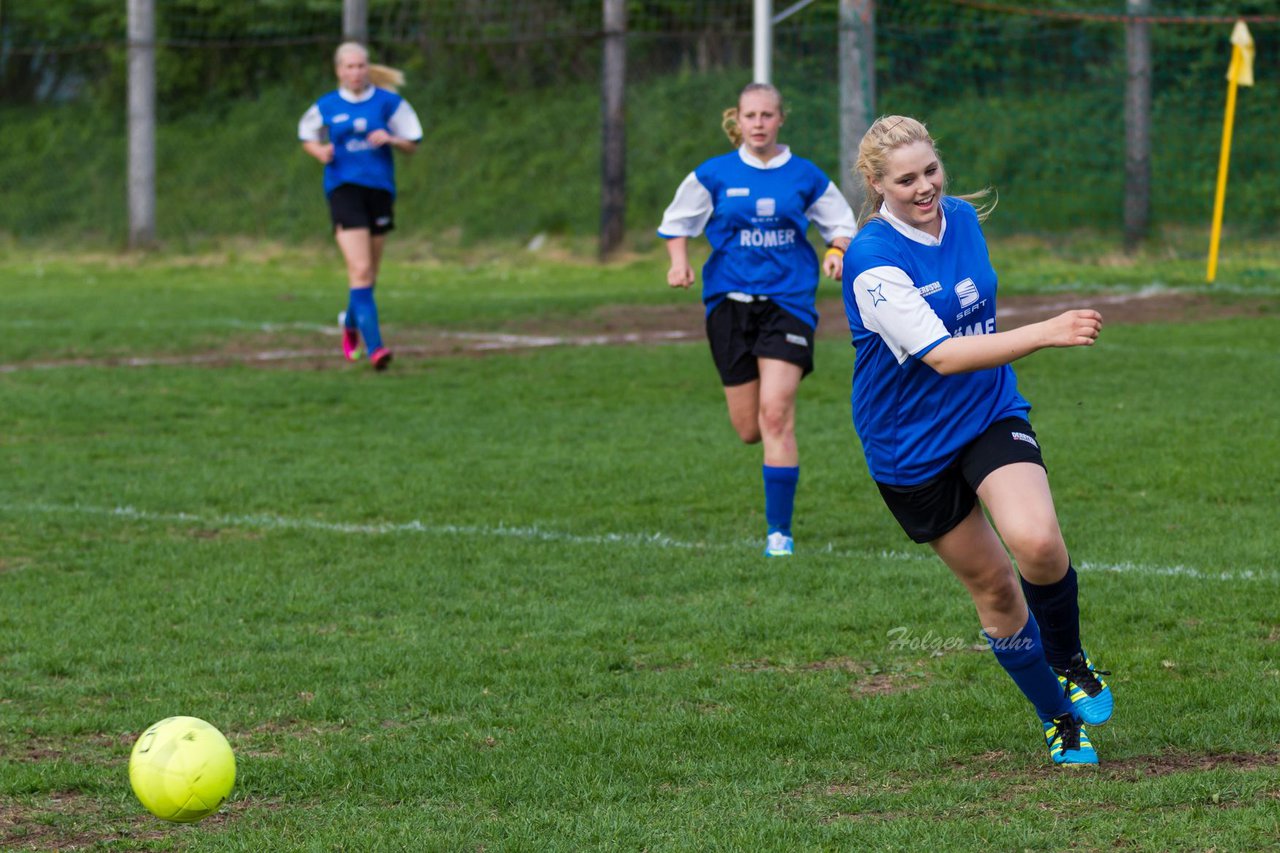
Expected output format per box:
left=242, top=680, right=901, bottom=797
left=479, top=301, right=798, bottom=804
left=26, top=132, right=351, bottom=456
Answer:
left=1, top=236, right=1279, bottom=850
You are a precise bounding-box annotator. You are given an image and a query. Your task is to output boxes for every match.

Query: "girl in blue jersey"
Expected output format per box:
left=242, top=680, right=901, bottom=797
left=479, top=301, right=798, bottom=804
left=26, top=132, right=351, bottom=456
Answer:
left=843, top=116, right=1112, bottom=765
left=659, top=83, right=856, bottom=558
left=299, top=42, right=424, bottom=371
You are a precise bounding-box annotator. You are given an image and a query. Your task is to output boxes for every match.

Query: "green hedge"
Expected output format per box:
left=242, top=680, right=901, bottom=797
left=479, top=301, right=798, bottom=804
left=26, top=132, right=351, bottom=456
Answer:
left=3, top=70, right=1276, bottom=246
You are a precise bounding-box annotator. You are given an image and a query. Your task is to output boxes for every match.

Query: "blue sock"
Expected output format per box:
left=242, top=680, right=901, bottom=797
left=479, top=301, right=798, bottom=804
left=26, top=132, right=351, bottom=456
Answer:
left=762, top=465, right=799, bottom=536
left=1019, top=564, right=1082, bottom=670
left=342, top=299, right=359, bottom=329
left=983, top=613, right=1073, bottom=723
left=347, top=286, right=383, bottom=354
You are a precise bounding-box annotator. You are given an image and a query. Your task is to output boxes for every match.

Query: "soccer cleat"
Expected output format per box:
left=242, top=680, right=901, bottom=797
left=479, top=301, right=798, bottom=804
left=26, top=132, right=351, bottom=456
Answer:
left=370, top=347, right=393, bottom=371
left=1053, top=651, right=1113, bottom=726
left=1043, top=713, right=1098, bottom=766
left=763, top=531, right=793, bottom=557
left=338, top=311, right=362, bottom=361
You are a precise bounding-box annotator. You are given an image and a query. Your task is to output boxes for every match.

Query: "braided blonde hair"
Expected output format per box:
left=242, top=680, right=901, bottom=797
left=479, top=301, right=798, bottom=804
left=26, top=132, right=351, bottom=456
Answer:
left=854, top=115, right=995, bottom=226
left=721, top=82, right=785, bottom=147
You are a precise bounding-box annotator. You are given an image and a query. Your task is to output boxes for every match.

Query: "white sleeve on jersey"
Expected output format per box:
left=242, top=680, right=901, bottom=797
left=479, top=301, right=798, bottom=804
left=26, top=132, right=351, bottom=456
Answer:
left=657, top=172, right=714, bottom=238
left=850, top=265, right=950, bottom=365
left=298, top=104, right=325, bottom=142
left=806, top=181, right=858, bottom=243
left=388, top=100, right=424, bottom=142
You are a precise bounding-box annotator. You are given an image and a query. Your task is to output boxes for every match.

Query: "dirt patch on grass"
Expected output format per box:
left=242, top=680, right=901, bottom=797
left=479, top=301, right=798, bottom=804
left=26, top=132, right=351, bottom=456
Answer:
left=730, top=657, right=928, bottom=698
left=1103, top=751, right=1280, bottom=777
left=849, top=673, right=926, bottom=698
left=958, top=748, right=1280, bottom=782
left=0, top=792, right=170, bottom=852
left=2, top=290, right=1273, bottom=374
left=1, top=792, right=278, bottom=851
left=731, top=656, right=870, bottom=674
left=542, top=289, right=1276, bottom=343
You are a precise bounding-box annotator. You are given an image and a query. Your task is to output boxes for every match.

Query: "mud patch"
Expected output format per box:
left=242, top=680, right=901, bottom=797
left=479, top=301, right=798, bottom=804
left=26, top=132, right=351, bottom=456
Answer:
left=729, top=657, right=928, bottom=697
left=0, top=291, right=1272, bottom=374
left=1102, top=751, right=1280, bottom=777
left=0, top=792, right=170, bottom=851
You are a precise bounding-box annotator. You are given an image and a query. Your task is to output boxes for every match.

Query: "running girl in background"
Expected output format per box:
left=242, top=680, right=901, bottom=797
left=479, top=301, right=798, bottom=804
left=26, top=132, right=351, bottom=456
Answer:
left=658, top=83, right=857, bottom=558
left=299, top=42, right=423, bottom=371
left=843, top=115, right=1112, bottom=765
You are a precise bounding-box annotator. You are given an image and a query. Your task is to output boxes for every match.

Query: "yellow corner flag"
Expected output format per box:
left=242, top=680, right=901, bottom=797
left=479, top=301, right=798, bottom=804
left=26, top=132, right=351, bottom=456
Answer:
left=1208, top=21, right=1255, bottom=282
left=1231, top=20, right=1256, bottom=87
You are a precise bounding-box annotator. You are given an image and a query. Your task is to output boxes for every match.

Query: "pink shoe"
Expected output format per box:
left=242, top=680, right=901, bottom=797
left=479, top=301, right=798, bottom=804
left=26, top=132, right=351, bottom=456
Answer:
left=342, top=329, right=362, bottom=361
left=370, top=347, right=393, bottom=371
left=338, top=312, right=362, bottom=362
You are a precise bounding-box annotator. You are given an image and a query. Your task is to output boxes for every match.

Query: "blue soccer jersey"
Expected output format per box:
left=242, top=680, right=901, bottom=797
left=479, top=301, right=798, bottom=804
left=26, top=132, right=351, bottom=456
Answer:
left=658, top=147, right=856, bottom=328
left=298, top=87, right=424, bottom=196
left=842, top=197, right=1030, bottom=485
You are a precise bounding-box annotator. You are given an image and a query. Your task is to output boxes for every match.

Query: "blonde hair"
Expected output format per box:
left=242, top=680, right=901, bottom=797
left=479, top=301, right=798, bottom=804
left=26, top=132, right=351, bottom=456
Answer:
left=854, top=114, right=995, bottom=226
left=334, top=41, right=406, bottom=93
left=721, top=83, right=786, bottom=147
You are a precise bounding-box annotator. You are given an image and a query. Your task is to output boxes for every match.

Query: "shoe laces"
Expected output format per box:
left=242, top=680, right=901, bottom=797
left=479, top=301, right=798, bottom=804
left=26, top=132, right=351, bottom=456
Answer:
left=1050, top=713, right=1082, bottom=752
left=1060, top=654, right=1110, bottom=697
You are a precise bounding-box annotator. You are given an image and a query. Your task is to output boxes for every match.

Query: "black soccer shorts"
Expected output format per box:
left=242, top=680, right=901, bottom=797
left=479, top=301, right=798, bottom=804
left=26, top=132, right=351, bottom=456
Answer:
left=876, top=417, right=1047, bottom=543
left=328, top=183, right=395, bottom=235
left=705, top=296, right=815, bottom=386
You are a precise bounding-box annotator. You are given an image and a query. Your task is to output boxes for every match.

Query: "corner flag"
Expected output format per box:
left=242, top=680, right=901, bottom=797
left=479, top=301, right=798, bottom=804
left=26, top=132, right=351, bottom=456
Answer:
left=1207, top=21, right=1255, bottom=283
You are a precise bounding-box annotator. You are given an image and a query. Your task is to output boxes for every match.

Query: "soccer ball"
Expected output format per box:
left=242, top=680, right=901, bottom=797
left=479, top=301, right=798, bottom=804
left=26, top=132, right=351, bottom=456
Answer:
left=128, top=716, right=236, bottom=823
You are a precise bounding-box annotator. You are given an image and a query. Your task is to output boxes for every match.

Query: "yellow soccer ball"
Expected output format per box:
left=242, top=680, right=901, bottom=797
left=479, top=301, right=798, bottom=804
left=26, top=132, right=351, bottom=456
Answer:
left=128, top=716, right=236, bottom=823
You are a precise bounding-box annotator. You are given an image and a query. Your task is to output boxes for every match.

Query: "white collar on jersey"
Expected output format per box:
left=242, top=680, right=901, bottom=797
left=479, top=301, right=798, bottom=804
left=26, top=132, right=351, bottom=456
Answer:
left=737, top=144, right=792, bottom=170
left=878, top=200, right=948, bottom=246
left=337, top=86, right=377, bottom=103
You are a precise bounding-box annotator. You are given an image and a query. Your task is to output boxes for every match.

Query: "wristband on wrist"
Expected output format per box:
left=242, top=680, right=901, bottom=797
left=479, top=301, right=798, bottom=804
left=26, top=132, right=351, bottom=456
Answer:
left=824, top=246, right=845, bottom=260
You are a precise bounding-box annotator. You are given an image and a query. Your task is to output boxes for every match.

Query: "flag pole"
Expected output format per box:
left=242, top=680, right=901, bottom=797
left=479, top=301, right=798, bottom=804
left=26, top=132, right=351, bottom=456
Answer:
left=1207, top=21, right=1255, bottom=283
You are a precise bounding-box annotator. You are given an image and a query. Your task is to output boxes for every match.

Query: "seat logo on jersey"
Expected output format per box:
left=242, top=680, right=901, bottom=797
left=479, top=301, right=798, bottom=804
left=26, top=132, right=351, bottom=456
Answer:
left=756, top=198, right=776, bottom=217
left=739, top=228, right=797, bottom=248
left=727, top=187, right=750, bottom=197
left=866, top=282, right=887, bottom=306
left=919, top=281, right=941, bottom=297
left=954, top=277, right=979, bottom=308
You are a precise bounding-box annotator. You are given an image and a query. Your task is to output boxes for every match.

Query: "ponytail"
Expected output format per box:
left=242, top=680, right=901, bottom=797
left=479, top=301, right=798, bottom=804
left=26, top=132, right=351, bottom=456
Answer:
left=721, top=107, right=743, bottom=147
left=369, top=64, right=405, bottom=92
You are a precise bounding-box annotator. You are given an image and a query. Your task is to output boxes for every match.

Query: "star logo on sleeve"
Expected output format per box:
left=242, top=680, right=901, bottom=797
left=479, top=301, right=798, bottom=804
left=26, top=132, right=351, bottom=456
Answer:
left=866, top=282, right=886, bottom=306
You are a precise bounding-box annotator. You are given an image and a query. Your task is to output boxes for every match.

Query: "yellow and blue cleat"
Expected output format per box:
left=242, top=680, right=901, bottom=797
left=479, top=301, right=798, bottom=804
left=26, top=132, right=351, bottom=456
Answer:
left=1053, top=651, right=1113, bottom=726
left=1043, top=713, right=1098, bottom=765
left=763, top=531, right=794, bottom=557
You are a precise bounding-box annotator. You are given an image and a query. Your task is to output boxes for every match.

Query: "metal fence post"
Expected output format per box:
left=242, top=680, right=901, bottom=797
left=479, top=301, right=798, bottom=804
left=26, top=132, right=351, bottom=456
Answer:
left=599, top=0, right=627, bottom=259
left=127, top=0, right=156, bottom=249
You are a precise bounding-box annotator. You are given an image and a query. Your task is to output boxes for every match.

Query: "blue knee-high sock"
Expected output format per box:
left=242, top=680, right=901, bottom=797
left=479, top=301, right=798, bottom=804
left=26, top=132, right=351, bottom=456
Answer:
left=983, top=613, right=1073, bottom=723
left=1019, top=564, right=1082, bottom=670
left=342, top=293, right=359, bottom=329
left=762, top=465, right=799, bottom=536
left=347, top=286, right=383, bottom=354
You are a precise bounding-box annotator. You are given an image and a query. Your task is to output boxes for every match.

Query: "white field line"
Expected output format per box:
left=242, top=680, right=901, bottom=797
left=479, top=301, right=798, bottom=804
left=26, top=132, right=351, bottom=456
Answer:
left=436, top=329, right=694, bottom=350
left=1, top=501, right=1271, bottom=582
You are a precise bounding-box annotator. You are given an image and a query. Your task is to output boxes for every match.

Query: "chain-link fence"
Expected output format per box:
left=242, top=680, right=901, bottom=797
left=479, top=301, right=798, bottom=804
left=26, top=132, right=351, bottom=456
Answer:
left=1, top=1, right=1276, bottom=245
